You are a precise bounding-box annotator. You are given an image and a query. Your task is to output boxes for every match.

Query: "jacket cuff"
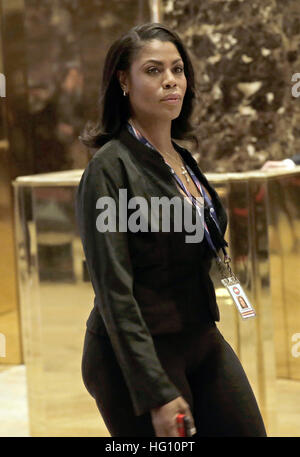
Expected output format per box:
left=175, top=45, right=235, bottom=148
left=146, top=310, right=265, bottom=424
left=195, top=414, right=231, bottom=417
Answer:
left=132, top=379, right=181, bottom=416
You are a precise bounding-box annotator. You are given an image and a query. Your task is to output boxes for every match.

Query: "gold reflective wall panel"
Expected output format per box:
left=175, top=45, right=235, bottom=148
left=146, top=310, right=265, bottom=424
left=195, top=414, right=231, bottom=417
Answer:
left=0, top=0, right=25, bottom=364
left=13, top=167, right=300, bottom=437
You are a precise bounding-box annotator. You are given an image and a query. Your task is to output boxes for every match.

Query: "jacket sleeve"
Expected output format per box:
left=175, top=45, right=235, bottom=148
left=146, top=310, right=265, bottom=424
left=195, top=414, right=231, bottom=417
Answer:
left=75, top=157, right=181, bottom=416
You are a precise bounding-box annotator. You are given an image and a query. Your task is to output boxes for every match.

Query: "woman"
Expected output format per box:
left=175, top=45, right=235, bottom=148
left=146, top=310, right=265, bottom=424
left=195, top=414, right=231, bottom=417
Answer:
left=76, top=22, right=267, bottom=437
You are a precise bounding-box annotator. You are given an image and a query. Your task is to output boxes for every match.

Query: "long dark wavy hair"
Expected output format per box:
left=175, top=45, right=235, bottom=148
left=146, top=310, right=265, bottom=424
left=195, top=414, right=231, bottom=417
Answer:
left=79, top=22, right=198, bottom=149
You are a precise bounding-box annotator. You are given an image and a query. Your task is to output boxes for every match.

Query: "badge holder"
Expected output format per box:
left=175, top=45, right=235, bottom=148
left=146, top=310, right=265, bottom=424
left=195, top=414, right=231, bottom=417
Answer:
left=216, top=255, right=256, bottom=320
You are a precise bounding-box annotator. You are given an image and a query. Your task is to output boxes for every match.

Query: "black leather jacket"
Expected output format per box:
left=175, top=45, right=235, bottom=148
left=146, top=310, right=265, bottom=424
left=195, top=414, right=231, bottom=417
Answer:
left=75, top=125, right=228, bottom=416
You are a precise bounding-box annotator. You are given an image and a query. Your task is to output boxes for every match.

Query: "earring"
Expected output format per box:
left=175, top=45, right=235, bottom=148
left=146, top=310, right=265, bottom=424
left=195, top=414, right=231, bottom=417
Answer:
left=123, top=90, right=127, bottom=96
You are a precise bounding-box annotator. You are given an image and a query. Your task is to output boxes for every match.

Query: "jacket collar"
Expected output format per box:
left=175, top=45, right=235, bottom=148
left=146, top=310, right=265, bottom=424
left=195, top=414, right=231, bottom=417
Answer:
left=118, top=125, right=218, bottom=200
left=118, top=125, right=172, bottom=181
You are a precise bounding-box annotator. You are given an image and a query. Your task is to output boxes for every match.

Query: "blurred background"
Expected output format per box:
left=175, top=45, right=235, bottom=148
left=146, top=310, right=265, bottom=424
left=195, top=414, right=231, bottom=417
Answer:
left=0, top=0, right=300, bottom=437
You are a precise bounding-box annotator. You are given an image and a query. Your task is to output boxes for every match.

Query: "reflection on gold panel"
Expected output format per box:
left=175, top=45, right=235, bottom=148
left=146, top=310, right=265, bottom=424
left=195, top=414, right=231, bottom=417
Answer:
left=208, top=174, right=278, bottom=436
left=0, top=0, right=24, bottom=364
left=0, top=144, right=23, bottom=364
left=13, top=175, right=110, bottom=436
left=268, top=175, right=300, bottom=380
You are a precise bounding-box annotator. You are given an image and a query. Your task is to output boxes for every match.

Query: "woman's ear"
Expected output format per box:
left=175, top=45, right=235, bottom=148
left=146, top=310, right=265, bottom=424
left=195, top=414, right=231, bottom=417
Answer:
left=117, top=70, right=128, bottom=93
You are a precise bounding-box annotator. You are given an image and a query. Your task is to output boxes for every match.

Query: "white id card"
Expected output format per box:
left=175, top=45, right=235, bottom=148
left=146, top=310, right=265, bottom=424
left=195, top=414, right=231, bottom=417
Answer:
left=221, top=276, right=256, bottom=319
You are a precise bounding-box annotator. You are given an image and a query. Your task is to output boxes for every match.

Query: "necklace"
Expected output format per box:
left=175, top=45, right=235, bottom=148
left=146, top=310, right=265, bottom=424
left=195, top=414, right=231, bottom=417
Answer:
left=162, top=150, right=190, bottom=183
left=128, top=119, right=190, bottom=183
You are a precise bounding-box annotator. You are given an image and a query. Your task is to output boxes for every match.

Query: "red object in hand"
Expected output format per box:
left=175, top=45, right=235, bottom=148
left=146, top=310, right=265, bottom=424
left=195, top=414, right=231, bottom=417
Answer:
left=176, top=414, right=187, bottom=437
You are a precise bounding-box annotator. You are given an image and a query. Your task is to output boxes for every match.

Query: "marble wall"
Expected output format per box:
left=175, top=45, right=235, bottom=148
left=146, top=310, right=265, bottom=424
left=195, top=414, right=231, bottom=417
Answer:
left=162, top=0, right=300, bottom=172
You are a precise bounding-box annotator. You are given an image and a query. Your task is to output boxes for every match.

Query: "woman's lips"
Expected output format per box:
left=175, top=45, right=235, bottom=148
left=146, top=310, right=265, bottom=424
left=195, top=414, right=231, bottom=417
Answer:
left=161, top=97, right=181, bottom=104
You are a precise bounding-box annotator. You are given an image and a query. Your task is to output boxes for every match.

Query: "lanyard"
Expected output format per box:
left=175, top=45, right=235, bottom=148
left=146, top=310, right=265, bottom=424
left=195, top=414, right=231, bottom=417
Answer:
left=167, top=162, right=230, bottom=262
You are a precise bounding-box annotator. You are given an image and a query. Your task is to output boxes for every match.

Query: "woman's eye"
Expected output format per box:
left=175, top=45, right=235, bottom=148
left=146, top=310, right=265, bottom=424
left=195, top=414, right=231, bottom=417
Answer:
left=147, top=67, right=159, bottom=74
left=146, top=66, right=184, bottom=74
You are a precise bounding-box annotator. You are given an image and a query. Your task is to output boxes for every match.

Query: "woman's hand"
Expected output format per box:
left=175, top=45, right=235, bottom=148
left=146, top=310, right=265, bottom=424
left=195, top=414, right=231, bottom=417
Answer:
left=150, top=396, right=196, bottom=437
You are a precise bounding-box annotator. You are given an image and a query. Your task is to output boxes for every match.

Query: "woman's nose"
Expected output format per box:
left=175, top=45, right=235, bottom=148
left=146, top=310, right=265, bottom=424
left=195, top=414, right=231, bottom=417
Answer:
left=162, top=70, right=177, bottom=88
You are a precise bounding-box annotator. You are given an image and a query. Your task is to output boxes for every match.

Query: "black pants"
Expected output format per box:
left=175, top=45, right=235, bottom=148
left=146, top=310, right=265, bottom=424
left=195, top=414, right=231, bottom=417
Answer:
left=81, top=323, right=267, bottom=437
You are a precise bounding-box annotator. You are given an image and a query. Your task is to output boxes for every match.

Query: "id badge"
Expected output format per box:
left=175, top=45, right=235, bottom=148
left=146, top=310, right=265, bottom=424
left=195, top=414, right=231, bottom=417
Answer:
left=221, top=276, right=256, bottom=319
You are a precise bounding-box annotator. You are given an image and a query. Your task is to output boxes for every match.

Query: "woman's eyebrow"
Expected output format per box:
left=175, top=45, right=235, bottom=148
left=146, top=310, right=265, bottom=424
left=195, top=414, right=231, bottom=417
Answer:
left=142, top=58, right=183, bottom=67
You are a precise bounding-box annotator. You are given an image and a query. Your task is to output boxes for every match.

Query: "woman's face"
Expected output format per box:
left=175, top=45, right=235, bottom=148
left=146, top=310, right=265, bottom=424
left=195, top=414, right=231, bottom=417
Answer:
left=118, top=39, right=187, bottom=124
